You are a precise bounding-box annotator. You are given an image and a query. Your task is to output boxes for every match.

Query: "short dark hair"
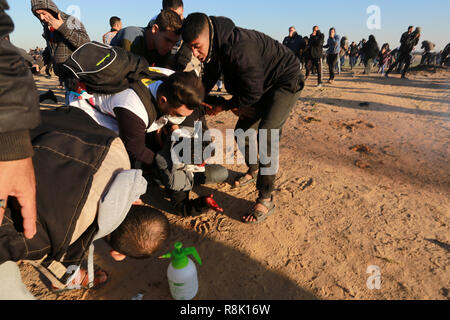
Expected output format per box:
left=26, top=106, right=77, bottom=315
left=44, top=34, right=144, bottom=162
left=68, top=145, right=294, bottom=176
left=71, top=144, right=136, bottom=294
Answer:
left=110, top=16, right=121, bottom=28
left=158, top=72, right=205, bottom=110
left=162, top=0, right=184, bottom=10
left=152, top=9, right=182, bottom=34
left=182, top=13, right=209, bottom=44
left=108, top=206, right=170, bottom=260
left=408, top=26, right=414, bottom=30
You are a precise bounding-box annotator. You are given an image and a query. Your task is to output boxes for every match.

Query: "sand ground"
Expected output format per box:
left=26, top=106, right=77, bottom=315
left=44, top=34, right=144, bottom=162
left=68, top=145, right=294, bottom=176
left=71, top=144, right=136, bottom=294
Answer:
left=19, top=64, right=449, bottom=300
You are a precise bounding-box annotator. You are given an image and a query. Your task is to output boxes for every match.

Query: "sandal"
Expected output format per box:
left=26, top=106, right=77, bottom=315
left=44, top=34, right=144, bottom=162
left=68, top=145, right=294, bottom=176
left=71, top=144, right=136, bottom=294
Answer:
left=242, top=197, right=276, bottom=225
left=233, top=171, right=258, bottom=189
left=51, top=268, right=109, bottom=293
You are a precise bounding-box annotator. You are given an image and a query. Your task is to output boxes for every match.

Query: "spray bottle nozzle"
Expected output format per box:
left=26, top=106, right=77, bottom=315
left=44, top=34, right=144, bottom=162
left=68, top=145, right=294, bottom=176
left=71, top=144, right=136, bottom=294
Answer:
left=160, top=243, right=202, bottom=269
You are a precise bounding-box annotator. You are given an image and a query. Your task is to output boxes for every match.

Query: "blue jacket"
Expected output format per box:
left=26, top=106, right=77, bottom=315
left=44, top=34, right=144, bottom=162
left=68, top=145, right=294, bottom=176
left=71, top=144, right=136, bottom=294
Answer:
left=325, top=35, right=341, bottom=55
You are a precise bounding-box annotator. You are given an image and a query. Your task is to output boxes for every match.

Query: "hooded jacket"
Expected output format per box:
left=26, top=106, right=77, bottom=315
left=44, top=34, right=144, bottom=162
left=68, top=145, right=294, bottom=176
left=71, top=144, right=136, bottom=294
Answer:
left=362, top=35, right=379, bottom=60
left=0, top=0, right=40, bottom=161
left=31, top=0, right=90, bottom=76
left=203, top=16, right=302, bottom=110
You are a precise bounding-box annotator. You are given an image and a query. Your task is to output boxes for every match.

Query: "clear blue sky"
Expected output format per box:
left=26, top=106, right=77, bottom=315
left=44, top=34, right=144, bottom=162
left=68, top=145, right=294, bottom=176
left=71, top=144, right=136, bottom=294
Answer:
left=6, top=0, right=450, bottom=51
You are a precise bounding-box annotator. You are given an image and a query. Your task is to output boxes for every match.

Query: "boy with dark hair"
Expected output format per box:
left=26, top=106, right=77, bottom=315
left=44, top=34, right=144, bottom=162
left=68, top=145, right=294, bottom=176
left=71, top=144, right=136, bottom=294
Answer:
left=69, top=69, right=205, bottom=168
left=111, top=10, right=182, bottom=68
left=103, top=16, right=122, bottom=45
left=106, top=205, right=170, bottom=261
left=181, top=13, right=304, bottom=225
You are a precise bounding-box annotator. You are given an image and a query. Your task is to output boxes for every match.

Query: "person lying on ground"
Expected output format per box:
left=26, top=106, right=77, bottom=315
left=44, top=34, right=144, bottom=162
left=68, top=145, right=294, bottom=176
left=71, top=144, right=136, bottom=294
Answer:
left=149, top=107, right=229, bottom=217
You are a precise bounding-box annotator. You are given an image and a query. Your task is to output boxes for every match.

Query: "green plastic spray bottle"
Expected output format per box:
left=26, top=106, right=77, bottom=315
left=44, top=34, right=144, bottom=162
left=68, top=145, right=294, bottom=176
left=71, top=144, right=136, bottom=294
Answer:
left=160, top=242, right=202, bottom=300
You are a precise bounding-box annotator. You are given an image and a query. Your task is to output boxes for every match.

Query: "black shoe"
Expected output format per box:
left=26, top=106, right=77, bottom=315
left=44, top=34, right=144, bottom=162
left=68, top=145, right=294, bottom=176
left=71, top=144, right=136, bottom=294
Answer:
left=39, top=90, right=58, bottom=103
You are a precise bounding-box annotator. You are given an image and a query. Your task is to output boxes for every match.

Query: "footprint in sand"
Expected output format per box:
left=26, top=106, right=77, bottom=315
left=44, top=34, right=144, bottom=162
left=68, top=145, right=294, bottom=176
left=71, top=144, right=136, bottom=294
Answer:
left=331, top=120, right=375, bottom=133
left=350, top=145, right=373, bottom=155
left=190, top=218, right=211, bottom=235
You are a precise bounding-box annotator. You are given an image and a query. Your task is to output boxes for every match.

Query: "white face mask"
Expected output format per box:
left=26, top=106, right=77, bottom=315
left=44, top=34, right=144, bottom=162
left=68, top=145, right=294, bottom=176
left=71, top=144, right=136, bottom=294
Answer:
left=165, top=115, right=186, bottom=125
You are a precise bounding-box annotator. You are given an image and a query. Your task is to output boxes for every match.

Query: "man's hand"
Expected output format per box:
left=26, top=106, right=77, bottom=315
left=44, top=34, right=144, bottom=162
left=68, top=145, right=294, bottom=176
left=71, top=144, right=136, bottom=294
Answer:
left=202, top=102, right=224, bottom=116
left=0, top=158, right=37, bottom=239
left=46, top=12, right=64, bottom=30
left=32, top=64, right=40, bottom=72
left=232, top=106, right=257, bottom=120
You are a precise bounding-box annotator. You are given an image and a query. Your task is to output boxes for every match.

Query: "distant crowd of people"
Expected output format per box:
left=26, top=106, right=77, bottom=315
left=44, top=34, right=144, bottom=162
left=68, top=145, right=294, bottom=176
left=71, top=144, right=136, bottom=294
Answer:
left=283, top=25, right=450, bottom=84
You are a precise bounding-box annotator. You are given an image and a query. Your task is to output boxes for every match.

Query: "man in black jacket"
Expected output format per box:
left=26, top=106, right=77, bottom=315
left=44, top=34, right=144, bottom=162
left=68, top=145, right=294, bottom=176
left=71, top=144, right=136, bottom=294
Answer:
left=305, top=26, right=324, bottom=87
left=386, top=27, right=421, bottom=79
left=283, top=26, right=305, bottom=61
left=182, top=13, right=304, bottom=224
left=362, top=35, right=379, bottom=74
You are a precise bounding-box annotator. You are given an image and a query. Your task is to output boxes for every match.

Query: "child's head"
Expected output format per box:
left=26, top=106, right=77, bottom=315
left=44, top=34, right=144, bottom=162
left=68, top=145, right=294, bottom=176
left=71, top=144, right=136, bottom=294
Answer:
left=106, top=205, right=170, bottom=261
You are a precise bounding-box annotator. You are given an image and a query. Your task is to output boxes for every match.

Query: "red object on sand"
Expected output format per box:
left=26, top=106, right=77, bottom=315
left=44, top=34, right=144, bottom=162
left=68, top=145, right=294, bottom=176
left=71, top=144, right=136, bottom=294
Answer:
left=205, top=194, right=223, bottom=213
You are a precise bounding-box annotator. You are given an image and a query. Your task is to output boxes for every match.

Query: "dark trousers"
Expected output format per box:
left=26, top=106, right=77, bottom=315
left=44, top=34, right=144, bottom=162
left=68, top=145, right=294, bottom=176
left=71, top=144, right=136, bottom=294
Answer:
left=170, top=164, right=229, bottom=216
left=327, top=54, right=338, bottom=80
left=350, top=55, right=357, bottom=69
left=387, top=51, right=411, bottom=77
left=306, top=58, right=322, bottom=84
left=364, top=58, right=374, bottom=74
left=235, top=83, right=301, bottom=200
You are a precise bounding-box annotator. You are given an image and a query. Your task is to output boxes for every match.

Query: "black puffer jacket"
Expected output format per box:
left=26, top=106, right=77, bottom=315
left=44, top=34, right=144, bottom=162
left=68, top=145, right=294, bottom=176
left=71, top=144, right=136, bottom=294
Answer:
left=31, top=0, right=90, bottom=76
left=203, top=16, right=302, bottom=110
left=0, top=0, right=40, bottom=161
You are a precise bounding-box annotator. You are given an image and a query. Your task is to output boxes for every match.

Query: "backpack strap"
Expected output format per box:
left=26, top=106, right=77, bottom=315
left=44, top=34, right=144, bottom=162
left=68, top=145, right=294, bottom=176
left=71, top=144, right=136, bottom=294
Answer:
left=130, top=80, right=158, bottom=129
left=129, top=70, right=170, bottom=129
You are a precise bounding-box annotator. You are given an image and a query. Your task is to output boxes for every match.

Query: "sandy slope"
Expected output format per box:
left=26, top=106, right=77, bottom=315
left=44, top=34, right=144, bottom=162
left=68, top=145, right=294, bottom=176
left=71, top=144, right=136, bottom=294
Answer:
left=20, top=65, right=449, bottom=300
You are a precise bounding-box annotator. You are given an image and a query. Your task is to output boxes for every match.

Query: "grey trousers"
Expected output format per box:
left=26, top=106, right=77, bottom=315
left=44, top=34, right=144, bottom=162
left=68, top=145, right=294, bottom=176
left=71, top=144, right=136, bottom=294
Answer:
left=0, top=262, right=35, bottom=300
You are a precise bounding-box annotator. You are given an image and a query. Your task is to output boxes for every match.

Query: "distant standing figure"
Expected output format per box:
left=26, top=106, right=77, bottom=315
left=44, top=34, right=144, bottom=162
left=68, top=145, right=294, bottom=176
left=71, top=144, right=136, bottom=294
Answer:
left=420, top=40, right=436, bottom=65
left=386, top=27, right=421, bottom=79
left=324, top=27, right=341, bottom=83
left=441, top=43, right=450, bottom=66
left=305, top=25, right=324, bottom=87
left=362, top=35, right=379, bottom=74
left=348, top=41, right=359, bottom=70
left=103, top=16, right=122, bottom=45
left=282, top=26, right=306, bottom=62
